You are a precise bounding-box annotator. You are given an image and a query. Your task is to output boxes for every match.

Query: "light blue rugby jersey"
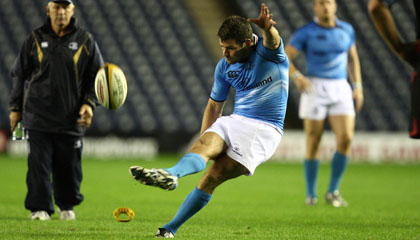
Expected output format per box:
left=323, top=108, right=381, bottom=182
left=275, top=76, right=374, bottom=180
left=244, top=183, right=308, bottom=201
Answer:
left=289, top=19, right=355, bottom=79
left=210, top=37, right=289, bottom=131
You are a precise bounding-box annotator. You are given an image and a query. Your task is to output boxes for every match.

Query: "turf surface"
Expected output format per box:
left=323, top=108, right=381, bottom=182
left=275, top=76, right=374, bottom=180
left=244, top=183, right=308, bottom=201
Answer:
left=0, top=155, right=419, bottom=239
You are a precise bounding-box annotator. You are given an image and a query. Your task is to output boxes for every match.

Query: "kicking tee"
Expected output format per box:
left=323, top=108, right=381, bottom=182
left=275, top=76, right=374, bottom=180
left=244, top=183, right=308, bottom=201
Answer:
left=210, top=37, right=289, bottom=132
left=289, top=18, right=355, bottom=79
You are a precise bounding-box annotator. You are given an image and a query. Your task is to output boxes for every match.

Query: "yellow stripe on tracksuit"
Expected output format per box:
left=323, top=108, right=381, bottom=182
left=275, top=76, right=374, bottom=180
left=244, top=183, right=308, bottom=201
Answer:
left=32, top=32, right=43, bottom=64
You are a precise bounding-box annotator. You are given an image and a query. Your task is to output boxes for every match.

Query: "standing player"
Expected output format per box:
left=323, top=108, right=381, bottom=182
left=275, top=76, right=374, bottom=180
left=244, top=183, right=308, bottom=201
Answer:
left=9, top=0, right=103, bottom=220
left=285, top=0, right=363, bottom=207
left=368, top=0, right=420, bottom=139
left=130, top=3, right=289, bottom=238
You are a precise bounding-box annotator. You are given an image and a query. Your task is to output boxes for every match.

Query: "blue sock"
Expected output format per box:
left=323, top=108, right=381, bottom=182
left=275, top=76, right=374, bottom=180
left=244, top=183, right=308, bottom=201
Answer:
left=328, top=151, right=348, bottom=193
left=163, top=187, right=212, bottom=235
left=304, top=159, right=319, bottom=198
left=164, top=153, right=206, bottom=178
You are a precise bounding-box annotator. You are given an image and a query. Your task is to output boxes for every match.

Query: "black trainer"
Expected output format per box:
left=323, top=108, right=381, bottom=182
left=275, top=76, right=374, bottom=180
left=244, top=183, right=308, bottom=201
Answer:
left=129, top=166, right=178, bottom=191
left=156, top=228, right=174, bottom=238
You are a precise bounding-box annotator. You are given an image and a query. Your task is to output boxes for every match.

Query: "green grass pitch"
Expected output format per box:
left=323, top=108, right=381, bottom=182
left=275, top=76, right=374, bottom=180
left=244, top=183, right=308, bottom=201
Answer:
left=0, top=155, right=419, bottom=239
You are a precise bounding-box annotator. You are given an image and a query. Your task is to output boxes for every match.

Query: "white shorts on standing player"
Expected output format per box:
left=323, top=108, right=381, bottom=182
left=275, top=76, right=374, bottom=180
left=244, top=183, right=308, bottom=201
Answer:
left=299, top=78, right=355, bottom=120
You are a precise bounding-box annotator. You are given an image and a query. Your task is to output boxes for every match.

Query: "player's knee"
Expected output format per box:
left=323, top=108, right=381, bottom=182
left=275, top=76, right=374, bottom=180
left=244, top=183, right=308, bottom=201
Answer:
left=306, top=130, right=323, bottom=143
left=189, top=138, right=220, bottom=160
left=190, top=138, right=206, bottom=152
left=337, top=133, right=353, bottom=150
left=306, top=136, right=322, bottom=158
left=306, top=150, right=320, bottom=159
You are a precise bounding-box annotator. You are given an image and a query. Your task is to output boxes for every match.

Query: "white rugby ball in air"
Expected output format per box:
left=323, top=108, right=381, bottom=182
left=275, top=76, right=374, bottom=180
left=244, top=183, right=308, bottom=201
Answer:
left=95, top=63, right=127, bottom=110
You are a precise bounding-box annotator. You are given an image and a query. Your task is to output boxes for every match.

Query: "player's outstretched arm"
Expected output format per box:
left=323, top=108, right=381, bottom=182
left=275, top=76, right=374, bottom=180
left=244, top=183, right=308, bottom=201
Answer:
left=348, top=45, right=364, bottom=112
left=248, top=3, right=281, bottom=50
left=368, top=0, right=416, bottom=67
left=200, top=99, right=225, bottom=135
left=285, top=45, right=313, bottom=94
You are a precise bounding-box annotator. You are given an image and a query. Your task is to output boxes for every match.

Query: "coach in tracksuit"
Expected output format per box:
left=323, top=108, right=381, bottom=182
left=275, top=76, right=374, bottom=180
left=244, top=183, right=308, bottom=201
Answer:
left=9, top=0, right=104, bottom=220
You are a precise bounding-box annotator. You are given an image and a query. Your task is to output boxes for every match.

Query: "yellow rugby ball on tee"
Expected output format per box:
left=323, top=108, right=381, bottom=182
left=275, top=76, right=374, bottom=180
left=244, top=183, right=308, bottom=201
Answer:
left=95, top=63, right=127, bottom=110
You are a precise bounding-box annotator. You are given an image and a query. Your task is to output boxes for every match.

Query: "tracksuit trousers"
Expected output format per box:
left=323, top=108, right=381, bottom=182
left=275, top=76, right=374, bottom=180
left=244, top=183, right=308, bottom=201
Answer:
left=25, top=130, right=84, bottom=215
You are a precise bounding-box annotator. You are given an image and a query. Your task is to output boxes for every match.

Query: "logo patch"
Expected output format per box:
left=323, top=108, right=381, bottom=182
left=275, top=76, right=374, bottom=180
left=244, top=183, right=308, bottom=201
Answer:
left=316, top=34, right=327, bottom=40
left=312, top=107, right=319, bottom=115
left=227, top=71, right=240, bottom=79
left=74, top=139, right=82, bottom=149
left=41, top=42, right=48, bottom=48
left=243, top=76, right=273, bottom=91
left=69, top=42, right=78, bottom=50
left=232, top=147, right=243, bottom=157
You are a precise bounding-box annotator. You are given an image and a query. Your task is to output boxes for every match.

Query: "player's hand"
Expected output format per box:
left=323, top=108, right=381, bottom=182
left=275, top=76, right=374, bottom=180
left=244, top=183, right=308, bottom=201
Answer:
left=353, top=88, right=364, bottom=112
left=248, top=3, right=276, bottom=31
left=294, top=75, right=313, bottom=94
left=78, top=104, right=93, bottom=128
left=9, top=111, right=22, bottom=132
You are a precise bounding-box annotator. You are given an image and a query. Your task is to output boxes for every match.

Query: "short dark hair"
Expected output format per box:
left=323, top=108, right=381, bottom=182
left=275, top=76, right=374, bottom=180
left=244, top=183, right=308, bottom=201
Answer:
left=217, top=16, right=253, bottom=44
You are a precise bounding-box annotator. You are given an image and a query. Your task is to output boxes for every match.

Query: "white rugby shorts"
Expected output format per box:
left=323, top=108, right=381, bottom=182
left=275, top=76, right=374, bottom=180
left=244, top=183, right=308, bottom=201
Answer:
left=299, top=78, right=355, bottom=120
left=203, top=114, right=282, bottom=176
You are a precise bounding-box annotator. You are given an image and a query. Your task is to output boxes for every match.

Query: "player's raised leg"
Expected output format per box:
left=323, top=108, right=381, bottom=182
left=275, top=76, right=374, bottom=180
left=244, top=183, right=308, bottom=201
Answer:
left=157, top=154, right=248, bottom=237
left=326, top=115, right=354, bottom=207
left=303, top=119, right=325, bottom=205
left=129, top=132, right=226, bottom=190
